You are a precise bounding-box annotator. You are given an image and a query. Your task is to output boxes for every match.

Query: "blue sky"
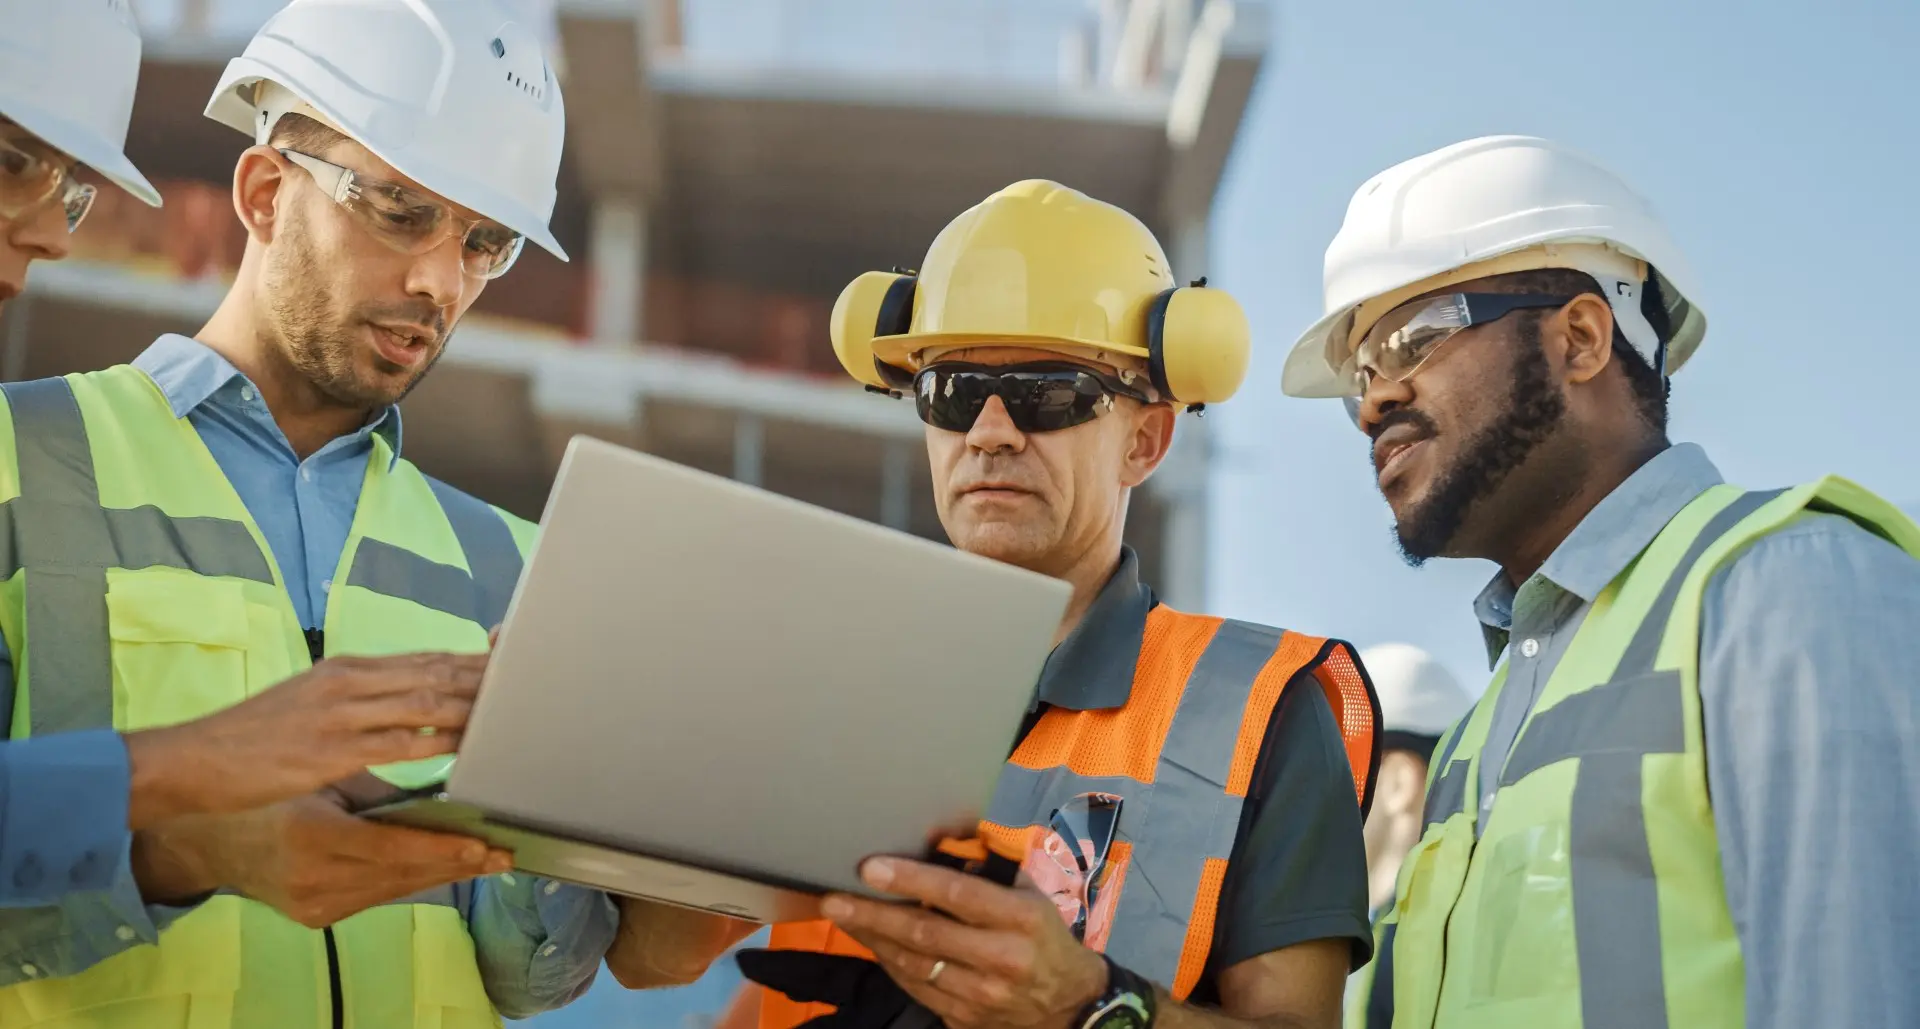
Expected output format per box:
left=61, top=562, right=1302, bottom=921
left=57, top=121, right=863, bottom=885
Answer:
left=1209, top=0, right=1920, bottom=687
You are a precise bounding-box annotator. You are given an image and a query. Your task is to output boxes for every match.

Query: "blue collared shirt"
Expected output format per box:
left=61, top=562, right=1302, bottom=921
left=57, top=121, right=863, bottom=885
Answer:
left=0, top=335, right=615, bottom=1016
left=1467, top=443, right=1920, bottom=1029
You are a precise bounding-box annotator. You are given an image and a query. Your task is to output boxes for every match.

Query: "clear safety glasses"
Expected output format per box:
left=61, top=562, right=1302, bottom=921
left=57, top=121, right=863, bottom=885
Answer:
left=1043, top=792, right=1124, bottom=943
left=0, top=133, right=96, bottom=232
left=1351, top=292, right=1580, bottom=392
left=914, top=362, right=1158, bottom=434
left=277, top=149, right=526, bottom=280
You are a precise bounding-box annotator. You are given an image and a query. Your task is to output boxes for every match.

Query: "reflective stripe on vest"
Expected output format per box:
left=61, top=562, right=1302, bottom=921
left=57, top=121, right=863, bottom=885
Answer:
left=0, top=377, right=525, bottom=732
left=985, top=618, right=1284, bottom=994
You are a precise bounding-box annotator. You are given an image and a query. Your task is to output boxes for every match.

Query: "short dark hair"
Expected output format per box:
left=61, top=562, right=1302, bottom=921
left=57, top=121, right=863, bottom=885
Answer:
left=1467, top=267, right=1668, bottom=434
left=267, top=113, right=347, bottom=157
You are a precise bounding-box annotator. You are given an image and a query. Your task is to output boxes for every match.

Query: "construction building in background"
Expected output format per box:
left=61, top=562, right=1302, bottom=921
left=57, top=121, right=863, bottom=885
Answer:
left=2, top=0, right=1268, bottom=1022
left=2, top=0, right=1265, bottom=612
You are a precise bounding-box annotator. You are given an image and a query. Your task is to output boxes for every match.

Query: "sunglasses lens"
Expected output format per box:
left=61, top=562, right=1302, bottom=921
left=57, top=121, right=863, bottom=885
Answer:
left=914, top=366, right=1115, bottom=434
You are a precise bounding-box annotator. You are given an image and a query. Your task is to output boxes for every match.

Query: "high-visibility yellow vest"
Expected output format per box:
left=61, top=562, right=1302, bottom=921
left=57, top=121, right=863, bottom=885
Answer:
left=0, top=366, right=535, bottom=1029
left=1383, top=480, right=1920, bottom=1029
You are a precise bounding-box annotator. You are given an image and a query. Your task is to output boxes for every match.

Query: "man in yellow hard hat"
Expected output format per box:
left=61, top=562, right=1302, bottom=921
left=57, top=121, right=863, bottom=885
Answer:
left=717, top=180, right=1383, bottom=1029
left=1288, top=135, right=1920, bottom=1029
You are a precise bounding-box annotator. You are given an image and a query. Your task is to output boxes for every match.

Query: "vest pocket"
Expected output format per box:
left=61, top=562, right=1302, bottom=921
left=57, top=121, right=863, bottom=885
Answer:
left=105, top=571, right=253, bottom=732
left=1389, top=817, right=1471, bottom=1029
left=0, top=895, right=243, bottom=1028
left=410, top=905, right=501, bottom=1029
left=1463, top=821, right=1577, bottom=1007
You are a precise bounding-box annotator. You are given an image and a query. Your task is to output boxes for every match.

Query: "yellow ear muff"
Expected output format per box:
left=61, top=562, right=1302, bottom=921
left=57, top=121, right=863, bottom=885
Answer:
left=831, top=269, right=918, bottom=392
left=1145, top=280, right=1251, bottom=409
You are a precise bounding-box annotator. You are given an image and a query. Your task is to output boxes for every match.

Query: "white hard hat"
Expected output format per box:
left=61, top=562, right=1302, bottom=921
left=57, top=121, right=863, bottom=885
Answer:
left=0, top=0, right=161, bottom=207
left=1359, top=643, right=1472, bottom=739
left=205, top=0, right=569, bottom=261
left=1283, top=135, right=1705, bottom=398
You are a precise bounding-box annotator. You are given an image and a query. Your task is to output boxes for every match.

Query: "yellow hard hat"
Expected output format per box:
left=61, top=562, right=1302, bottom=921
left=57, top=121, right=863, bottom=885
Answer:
left=830, top=180, right=1250, bottom=410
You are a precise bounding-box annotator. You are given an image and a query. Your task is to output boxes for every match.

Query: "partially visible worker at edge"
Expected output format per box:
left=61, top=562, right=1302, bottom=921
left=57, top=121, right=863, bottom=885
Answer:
left=0, top=1, right=489, bottom=912
left=1284, top=134, right=1920, bottom=1029
left=1339, top=644, right=1470, bottom=1029
left=0, top=0, right=710, bottom=1023
left=723, top=180, right=1384, bottom=1029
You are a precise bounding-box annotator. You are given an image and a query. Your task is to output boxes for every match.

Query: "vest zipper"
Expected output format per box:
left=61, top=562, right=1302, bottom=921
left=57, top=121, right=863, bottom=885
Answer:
left=324, top=926, right=345, bottom=1029
left=307, top=628, right=342, bottom=1029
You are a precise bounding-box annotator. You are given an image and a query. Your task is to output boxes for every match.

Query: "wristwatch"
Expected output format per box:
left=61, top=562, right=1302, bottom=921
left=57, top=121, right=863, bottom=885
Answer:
left=1075, top=955, right=1156, bottom=1029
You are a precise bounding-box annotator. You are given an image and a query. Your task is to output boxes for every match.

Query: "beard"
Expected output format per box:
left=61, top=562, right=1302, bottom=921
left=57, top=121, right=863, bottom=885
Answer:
left=1393, top=317, right=1567, bottom=566
left=262, top=217, right=445, bottom=410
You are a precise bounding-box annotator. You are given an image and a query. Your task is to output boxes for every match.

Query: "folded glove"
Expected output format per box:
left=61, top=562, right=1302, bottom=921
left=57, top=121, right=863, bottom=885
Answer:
left=736, top=949, right=929, bottom=1029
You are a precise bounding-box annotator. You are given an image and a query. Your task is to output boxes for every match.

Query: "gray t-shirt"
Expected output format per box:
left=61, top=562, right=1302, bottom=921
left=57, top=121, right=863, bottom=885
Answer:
left=1034, top=550, right=1372, bottom=1004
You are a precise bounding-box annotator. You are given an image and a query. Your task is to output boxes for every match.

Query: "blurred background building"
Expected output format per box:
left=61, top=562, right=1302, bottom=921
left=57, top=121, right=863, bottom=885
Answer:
left=4, top=0, right=1267, bottom=614
left=3, top=0, right=1269, bottom=1024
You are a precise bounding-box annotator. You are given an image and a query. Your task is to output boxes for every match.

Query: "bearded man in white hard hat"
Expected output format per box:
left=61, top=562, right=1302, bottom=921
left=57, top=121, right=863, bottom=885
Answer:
left=0, top=2, right=727, bottom=1025
left=1287, top=135, right=1920, bottom=1029
left=1340, top=644, right=1470, bottom=1029
left=0, top=0, right=515, bottom=924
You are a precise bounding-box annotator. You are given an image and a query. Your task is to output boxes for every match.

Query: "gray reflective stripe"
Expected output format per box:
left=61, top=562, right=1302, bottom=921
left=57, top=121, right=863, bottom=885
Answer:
left=343, top=479, right=523, bottom=627
left=0, top=379, right=272, bottom=736
left=989, top=617, right=1278, bottom=989
left=427, top=477, right=522, bottom=629
left=1491, top=487, right=1781, bottom=1029
left=1423, top=758, right=1471, bottom=829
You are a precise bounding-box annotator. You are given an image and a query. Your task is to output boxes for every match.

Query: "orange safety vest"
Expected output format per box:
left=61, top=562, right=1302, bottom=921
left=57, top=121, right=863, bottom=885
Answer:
left=761, top=606, right=1379, bottom=1029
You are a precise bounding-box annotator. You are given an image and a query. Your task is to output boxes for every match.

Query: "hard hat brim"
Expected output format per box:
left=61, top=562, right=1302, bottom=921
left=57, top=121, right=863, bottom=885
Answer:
left=873, top=332, right=1152, bottom=369
left=1282, top=307, right=1358, bottom=399
left=5, top=103, right=162, bottom=208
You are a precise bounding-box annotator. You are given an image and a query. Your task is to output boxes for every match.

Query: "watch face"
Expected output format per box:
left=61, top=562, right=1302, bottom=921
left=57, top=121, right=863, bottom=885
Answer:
left=1088, top=994, right=1151, bottom=1029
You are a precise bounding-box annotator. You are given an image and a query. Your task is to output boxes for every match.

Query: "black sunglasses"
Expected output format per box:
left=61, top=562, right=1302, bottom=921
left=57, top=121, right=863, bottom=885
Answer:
left=1047, top=792, right=1124, bottom=942
left=913, top=362, right=1158, bottom=434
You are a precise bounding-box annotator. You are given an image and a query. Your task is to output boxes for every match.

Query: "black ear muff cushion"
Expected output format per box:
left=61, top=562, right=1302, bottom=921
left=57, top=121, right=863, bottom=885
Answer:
left=1145, top=286, right=1179, bottom=402
left=876, top=274, right=918, bottom=338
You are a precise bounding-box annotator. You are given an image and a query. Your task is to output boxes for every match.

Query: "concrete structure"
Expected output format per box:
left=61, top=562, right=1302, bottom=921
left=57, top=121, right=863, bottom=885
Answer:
left=7, top=0, right=1268, bottom=609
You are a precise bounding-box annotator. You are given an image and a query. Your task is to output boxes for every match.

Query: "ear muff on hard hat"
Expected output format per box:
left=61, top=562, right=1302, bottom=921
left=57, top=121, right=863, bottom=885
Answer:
left=1144, top=277, right=1252, bottom=409
left=833, top=270, right=1251, bottom=409
left=830, top=269, right=918, bottom=393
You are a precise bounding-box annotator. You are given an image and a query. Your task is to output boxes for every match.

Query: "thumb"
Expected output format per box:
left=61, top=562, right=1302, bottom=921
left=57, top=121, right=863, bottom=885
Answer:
left=735, top=949, right=882, bottom=1004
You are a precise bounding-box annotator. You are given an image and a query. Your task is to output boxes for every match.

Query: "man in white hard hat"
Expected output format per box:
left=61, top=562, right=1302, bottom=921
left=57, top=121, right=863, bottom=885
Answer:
left=0, top=1, right=706, bottom=1024
left=0, top=0, right=491, bottom=916
left=1339, top=644, right=1470, bottom=1029
left=1287, top=134, right=1920, bottom=1029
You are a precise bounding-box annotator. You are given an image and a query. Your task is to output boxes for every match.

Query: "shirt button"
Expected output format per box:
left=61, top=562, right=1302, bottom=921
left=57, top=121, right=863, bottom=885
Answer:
left=300, top=467, right=312, bottom=482
left=240, top=385, right=255, bottom=402
left=115, top=925, right=136, bottom=942
left=499, top=873, right=517, bottom=886
left=539, top=944, right=558, bottom=958
left=1520, top=638, right=1541, bottom=658
left=322, top=579, right=333, bottom=594
left=19, top=964, right=38, bottom=978
left=542, top=881, right=560, bottom=896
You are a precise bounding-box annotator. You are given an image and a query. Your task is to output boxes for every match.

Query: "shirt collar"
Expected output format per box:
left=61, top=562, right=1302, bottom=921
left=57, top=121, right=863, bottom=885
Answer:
left=1033, top=547, right=1157, bottom=711
left=131, top=334, right=404, bottom=465
left=1471, top=442, right=1724, bottom=667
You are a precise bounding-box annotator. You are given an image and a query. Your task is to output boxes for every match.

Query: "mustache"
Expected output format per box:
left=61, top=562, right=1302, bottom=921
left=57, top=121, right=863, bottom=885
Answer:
left=1368, top=406, right=1439, bottom=443
left=951, top=459, right=1042, bottom=493
left=360, top=302, right=447, bottom=343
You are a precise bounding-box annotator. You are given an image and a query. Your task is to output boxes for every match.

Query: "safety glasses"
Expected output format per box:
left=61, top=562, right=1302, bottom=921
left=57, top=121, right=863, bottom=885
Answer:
left=913, top=362, right=1157, bottom=434
left=278, top=149, right=526, bottom=280
left=0, top=133, right=96, bottom=233
left=1351, top=293, right=1579, bottom=392
left=1044, top=792, right=1123, bottom=943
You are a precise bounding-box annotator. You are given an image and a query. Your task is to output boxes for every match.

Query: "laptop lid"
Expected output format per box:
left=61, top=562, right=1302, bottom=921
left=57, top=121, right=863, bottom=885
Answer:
left=447, top=436, right=1070, bottom=896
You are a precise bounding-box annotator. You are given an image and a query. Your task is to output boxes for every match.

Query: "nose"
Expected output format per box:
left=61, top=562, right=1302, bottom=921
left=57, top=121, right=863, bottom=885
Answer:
left=1356, top=372, right=1414, bottom=435
left=965, top=395, right=1028, bottom=453
left=403, top=233, right=470, bottom=311
left=5, top=200, right=74, bottom=265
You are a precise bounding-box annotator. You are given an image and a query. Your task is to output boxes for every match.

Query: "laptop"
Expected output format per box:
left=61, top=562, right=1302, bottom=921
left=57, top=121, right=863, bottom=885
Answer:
left=367, top=435, right=1069, bottom=921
